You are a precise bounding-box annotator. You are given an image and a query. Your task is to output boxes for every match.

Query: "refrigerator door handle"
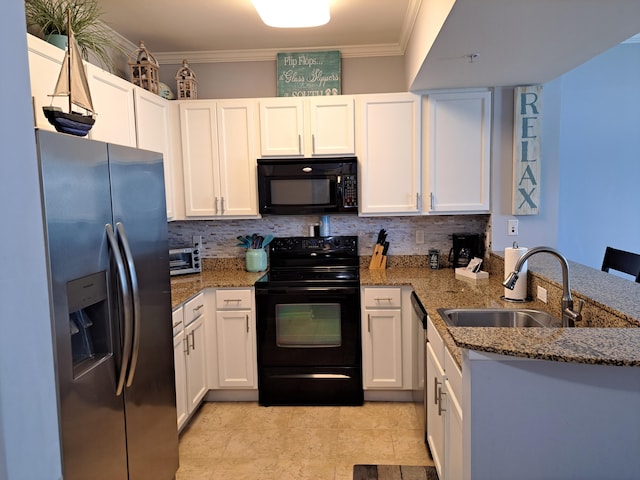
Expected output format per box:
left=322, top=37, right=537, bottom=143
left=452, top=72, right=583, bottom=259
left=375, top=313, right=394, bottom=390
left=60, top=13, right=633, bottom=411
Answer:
left=116, top=222, right=141, bottom=388
left=106, top=223, right=133, bottom=396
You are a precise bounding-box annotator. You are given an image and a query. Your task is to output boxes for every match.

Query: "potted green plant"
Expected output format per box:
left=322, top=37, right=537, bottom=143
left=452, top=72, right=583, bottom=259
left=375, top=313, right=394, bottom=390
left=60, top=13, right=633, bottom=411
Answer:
left=24, top=0, right=123, bottom=71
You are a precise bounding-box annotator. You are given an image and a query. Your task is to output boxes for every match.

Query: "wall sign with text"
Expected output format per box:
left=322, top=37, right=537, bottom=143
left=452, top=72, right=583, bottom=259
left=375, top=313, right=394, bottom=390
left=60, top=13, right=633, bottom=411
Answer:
left=512, top=85, right=542, bottom=215
left=277, top=51, right=341, bottom=97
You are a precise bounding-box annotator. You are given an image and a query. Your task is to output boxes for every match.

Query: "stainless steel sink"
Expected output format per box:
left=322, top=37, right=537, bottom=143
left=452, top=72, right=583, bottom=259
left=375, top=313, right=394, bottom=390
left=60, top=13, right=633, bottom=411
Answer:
left=438, top=308, right=561, bottom=328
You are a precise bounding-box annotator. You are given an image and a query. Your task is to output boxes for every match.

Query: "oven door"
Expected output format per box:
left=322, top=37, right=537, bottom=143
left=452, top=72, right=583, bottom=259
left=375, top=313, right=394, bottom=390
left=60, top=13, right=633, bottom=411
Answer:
left=255, top=285, right=361, bottom=367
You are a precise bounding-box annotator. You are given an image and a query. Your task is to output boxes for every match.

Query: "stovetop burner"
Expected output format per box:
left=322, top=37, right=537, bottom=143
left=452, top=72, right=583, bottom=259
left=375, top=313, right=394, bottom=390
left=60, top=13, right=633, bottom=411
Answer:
left=255, top=236, right=360, bottom=287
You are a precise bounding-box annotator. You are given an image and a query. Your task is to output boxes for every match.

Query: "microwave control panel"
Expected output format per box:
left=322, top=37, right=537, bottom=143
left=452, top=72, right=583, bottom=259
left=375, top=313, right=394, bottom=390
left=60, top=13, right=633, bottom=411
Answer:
left=342, top=175, right=358, bottom=207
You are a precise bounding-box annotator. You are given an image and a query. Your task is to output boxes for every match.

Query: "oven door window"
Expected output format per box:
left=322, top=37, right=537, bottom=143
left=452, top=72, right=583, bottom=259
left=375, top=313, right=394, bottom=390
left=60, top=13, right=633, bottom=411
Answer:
left=276, top=303, right=341, bottom=347
left=270, top=178, right=333, bottom=206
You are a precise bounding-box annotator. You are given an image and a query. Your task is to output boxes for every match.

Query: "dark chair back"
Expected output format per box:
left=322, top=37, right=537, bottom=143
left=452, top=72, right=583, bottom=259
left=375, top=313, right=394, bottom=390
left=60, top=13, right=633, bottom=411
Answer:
left=601, top=246, right=640, bottom=283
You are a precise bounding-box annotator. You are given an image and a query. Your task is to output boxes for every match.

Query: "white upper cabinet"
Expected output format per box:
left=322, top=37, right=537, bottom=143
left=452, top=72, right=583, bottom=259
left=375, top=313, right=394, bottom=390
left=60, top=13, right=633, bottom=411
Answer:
left=133, top=89, right=175, bottom=219
left=259, top=96, right=355, bottom=157
left=423, top=90, right=491, bottom=214
left=27, top=35, right=66, bottom=132
left=357, top=93, right=421, bottom=215
left=179, top=99, right=258, bottom=218
left=86, top=63, right=137, bottom=147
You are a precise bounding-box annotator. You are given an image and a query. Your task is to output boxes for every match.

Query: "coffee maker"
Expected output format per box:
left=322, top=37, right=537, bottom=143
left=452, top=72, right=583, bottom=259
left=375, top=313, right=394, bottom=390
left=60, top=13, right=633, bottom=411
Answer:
left=449, top=233, right=484, bottom=268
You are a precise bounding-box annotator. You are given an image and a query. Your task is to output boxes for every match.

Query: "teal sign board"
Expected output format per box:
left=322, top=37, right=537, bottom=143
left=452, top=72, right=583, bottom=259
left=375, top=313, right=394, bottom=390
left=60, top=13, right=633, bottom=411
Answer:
left=277, top=51, right=341, bottom=97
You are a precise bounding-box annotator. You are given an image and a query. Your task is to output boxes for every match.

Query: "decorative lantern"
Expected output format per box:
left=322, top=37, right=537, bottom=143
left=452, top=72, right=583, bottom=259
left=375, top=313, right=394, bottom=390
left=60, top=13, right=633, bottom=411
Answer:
left=176, top=59, right=198, bottom=100
left=128, top=41, right=159, bottom=94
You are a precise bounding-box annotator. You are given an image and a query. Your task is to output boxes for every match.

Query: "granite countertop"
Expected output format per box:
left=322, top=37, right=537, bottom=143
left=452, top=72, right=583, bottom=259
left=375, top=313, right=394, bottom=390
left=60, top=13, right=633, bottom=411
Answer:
left=361, top=265, right=640, bottom=368
left=171, top=259, right=640, bottom=369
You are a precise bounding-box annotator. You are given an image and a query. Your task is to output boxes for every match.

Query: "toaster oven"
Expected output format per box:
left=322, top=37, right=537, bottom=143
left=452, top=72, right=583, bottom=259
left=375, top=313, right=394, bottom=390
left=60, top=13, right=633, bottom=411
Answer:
left=169, top=237, right=202, bottom=276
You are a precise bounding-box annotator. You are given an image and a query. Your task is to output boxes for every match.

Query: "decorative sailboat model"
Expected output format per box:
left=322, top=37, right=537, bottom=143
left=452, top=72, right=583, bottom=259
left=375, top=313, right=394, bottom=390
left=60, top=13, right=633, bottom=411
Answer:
left=43, top=12, right=96, bottom=136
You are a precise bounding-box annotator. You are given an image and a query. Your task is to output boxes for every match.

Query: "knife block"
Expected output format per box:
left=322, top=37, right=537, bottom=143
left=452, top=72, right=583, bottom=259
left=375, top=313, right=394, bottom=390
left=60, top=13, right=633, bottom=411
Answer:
left=369, top=244, right=387, bottom=269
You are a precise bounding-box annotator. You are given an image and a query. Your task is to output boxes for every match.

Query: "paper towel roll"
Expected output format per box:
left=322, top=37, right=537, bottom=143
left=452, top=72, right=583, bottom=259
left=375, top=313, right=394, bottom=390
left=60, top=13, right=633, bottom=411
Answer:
left=504, top=246, right=528, bottom=300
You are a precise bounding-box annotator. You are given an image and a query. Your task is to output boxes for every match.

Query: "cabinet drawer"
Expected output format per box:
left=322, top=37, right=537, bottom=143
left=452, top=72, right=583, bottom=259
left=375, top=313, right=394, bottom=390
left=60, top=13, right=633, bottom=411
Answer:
left=444, top=346, right=462, bottom=400
left=363, top=287, right=401, bottom=308
left=184, top=293, right=205, bottom=326
left=172, top=306, right=184, bottom=336
left=426, top=315, right=445, bottom=366
left=215, top=289, right=253, bottom=310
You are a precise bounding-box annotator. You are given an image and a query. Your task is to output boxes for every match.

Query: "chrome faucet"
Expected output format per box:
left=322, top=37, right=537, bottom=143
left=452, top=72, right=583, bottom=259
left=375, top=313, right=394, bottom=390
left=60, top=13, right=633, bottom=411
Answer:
left=502, top=246, right=583, bottom=327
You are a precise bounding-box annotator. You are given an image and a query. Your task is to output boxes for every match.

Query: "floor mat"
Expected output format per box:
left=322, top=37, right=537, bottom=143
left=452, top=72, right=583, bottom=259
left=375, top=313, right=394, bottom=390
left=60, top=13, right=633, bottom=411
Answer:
left=353, top=464, right=439, bottom=480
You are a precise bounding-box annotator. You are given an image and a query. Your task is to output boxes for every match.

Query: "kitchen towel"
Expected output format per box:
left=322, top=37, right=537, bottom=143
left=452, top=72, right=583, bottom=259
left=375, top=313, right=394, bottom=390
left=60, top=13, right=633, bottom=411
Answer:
left=504, top=246, right=528, bottom=300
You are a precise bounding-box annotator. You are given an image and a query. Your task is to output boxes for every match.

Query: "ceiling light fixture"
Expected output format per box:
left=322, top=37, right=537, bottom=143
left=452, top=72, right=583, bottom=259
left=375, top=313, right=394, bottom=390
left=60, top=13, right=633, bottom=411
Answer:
left=252, top=0, right=330, bottom=28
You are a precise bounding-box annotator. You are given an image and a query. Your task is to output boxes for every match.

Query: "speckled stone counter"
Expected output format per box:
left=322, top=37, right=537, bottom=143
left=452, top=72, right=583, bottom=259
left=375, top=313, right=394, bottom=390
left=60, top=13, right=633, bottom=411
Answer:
left=171, top=256, right=640, bottom=369
left=360, top=265, right=640, bottom=368
left=170, top=258, right=264, bottom=308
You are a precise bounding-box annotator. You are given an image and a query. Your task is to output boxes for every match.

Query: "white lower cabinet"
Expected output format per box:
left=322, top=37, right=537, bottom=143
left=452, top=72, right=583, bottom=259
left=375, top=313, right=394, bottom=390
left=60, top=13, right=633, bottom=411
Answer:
left=173, top=293, right=207, bottom=431
left=361, top=287, right=418, bottom=391
left=362, top=287, right=403, bottom=388
left=426, top=314, right=463, bottom=480
left=172, top=307, right=188, bottom=430
left=213, top=288, right=257, bottom=388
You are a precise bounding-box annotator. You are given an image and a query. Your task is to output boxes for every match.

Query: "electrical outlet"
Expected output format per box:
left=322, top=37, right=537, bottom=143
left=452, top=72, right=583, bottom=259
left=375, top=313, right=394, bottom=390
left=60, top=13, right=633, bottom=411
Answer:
left=537, top=286, right=548, bottom=303
left=416, top=230, right=425, bottom=245
left=508, top=219, right=519, bottom=236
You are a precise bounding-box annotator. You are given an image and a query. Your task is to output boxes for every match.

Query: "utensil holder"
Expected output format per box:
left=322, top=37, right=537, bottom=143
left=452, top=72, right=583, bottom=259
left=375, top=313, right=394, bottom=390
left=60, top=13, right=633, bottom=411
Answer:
left=245, top=248, right=267, bottom=272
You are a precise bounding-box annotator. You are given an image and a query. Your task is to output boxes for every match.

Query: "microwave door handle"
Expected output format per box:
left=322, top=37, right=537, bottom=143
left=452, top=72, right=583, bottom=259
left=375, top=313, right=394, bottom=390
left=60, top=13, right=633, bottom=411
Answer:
left=106, top=224, right=132, bottom=397
left=116, top=222, right=141, bottom=388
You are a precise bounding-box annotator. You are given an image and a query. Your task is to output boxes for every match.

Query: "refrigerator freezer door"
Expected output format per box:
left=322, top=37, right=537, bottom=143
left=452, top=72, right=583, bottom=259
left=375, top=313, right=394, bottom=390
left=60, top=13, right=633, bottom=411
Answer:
left=37, top=131, right=128, bottom=480
left=108, top=143, right=179, bottom=480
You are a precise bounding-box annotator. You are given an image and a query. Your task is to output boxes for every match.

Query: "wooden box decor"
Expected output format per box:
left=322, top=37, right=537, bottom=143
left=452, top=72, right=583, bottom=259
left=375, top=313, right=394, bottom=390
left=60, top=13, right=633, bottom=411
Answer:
left=176, top=59, right=198, bottom=100
left=277, top=50, right=341, bottom=97
left=128, top=41, right=159, bottom=94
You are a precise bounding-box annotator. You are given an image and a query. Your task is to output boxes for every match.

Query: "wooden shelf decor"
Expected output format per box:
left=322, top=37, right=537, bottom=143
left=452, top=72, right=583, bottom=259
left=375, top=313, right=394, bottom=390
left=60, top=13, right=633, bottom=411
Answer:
left=176, top=59, right=198, bottom=100
left=128, top=41, right=159, bottom=95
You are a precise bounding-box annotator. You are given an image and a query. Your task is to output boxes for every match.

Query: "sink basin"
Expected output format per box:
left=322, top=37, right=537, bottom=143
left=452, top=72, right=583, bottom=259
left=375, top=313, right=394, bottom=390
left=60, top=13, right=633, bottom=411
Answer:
left=438, top=308, right=561, bottom=328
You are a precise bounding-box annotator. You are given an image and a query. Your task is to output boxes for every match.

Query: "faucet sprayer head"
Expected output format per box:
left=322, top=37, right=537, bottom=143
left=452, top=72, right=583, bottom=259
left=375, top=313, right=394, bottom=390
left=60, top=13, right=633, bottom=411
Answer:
left=502, top=271, right=519, bottom=290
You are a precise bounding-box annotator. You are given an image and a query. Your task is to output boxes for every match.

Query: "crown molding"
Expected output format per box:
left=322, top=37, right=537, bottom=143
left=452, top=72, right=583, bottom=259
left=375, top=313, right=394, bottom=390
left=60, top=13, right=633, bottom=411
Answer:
left=154, top=43, right=405, bottom=65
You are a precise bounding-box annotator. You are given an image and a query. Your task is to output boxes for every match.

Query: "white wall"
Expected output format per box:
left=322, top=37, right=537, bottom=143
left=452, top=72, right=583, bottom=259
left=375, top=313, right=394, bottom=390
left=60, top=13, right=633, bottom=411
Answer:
left=489, top=84, right=561, bottom=252
left=158, top=55, right=407, bottom=99
left=557, top=43, right=640, bottom=269
left=0, top=3, right=62, bottom=479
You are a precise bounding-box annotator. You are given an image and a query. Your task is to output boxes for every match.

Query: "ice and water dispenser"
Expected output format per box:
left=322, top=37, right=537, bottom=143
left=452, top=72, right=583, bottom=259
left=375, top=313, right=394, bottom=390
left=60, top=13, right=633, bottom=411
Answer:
left=66, top=271, right=111, bottom=377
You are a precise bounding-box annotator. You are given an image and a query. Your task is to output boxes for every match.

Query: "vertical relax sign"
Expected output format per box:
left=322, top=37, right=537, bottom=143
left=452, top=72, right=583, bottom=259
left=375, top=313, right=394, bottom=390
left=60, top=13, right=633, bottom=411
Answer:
left=512, top=85, right=542, bottom=215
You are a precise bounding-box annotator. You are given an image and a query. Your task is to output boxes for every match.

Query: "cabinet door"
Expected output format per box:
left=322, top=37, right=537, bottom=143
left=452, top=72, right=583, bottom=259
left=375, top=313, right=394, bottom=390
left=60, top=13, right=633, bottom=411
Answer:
left=424, top=91, right=491, bottom=213
left=444, top=377, right=463, bottom=480
left=27, top=35, right=66, bottom=132
left=173, top=329, right=188, bottom=430
left=179, top=101, right=220, bottom=216
left=426, top=341, right=445, bottom=477
left=362, top=309, right=403, bottom=388
left=357, top=93, right=421, bottom=215
left=215, top=310, right=256, bottom=388
left=134, top=88, right=174, bottom=219
left=87, top=64, right=137, bottom=147
left=185, top=316, right=207, bottom=412
left=259, top=98, right=304, bottom=156
left=216, top=100, right=259, bottom=216
left=308, top=96, right=355, bottom=155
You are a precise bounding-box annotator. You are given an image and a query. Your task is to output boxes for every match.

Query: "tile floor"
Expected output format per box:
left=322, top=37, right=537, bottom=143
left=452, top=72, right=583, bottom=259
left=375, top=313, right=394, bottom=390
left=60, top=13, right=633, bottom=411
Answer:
left=177, top=401, right=434, bottom=480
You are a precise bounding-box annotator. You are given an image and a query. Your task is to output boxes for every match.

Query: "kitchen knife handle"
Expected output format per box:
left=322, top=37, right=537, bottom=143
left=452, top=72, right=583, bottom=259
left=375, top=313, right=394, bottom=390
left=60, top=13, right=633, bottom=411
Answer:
left=106, top=224, right=132, bottom=397
left=117, top=222, right=141, bottom=389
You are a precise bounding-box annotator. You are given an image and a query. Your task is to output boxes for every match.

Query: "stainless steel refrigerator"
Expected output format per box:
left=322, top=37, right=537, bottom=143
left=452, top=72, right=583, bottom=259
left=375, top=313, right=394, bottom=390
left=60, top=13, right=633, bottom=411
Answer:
left=36, top=130, right=179, bottom=480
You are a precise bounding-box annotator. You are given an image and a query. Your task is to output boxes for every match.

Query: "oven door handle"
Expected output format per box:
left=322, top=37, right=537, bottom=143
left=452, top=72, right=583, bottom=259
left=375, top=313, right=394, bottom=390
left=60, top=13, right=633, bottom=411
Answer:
left=255, top=286, right=360, bottom=295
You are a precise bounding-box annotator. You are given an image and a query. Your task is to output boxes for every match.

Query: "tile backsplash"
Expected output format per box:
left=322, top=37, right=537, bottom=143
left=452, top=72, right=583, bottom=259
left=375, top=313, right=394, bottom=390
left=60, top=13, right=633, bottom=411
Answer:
left=169, top=215, right=490, bottom=262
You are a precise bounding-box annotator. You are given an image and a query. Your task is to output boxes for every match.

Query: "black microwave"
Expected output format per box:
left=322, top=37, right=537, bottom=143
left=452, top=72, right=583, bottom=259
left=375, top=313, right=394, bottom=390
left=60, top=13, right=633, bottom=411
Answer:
left=257, top=157, right=358, bottom=215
